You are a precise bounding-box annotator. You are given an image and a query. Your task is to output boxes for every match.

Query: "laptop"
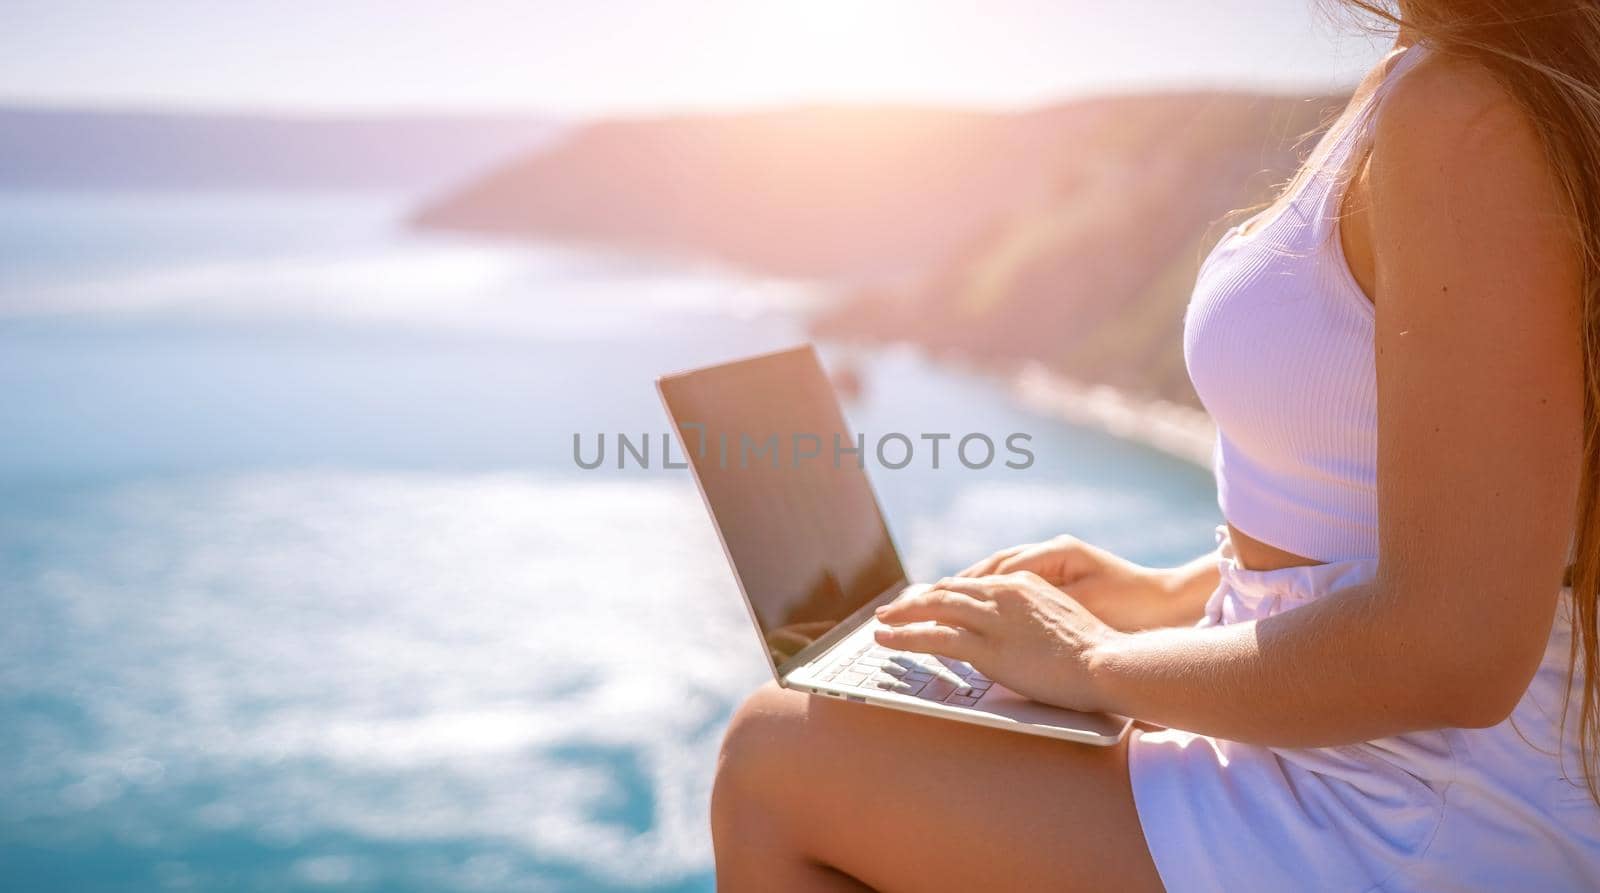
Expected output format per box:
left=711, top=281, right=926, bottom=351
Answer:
left=657, top=344, right=1130, bottom=745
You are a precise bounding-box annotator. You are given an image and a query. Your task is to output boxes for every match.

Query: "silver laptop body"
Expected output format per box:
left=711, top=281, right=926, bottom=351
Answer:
left=657, top=344, right=1130, bottom=745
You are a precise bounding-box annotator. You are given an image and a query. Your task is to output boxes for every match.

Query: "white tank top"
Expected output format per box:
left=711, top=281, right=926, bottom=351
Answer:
left=1184, top=43, right=1429, bottom=563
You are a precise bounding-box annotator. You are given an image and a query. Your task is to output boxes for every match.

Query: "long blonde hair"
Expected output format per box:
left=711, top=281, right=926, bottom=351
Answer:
left=1334, top=0, right=1600, bottom=799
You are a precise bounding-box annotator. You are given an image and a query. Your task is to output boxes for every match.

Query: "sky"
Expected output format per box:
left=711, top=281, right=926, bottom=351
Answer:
left=0, top=0, right=1395, bottom=116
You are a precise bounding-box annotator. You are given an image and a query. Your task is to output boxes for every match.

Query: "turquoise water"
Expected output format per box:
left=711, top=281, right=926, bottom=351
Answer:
left=0, top=192, right=1220, bottom=891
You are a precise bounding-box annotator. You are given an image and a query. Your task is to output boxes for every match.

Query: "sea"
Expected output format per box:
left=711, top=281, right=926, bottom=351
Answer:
left=0, top=190, right=1220, bottom=891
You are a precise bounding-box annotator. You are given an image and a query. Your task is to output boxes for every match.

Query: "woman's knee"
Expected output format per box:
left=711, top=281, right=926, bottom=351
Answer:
left=711, top=682, right=815, bottom=824
left=714, top=684, right=886, bottom=883
left=716, top=682, right=805, bottom=788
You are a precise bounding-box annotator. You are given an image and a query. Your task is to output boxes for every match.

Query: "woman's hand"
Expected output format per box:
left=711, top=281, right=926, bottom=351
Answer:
left=872, top=572, right=1122, bottom=714
left=959, top=535, right=1207, bottom=632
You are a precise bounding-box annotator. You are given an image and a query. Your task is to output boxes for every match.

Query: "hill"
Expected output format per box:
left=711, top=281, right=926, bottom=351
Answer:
left=417, top=93, right=1346, bottom=406
left=416, top=104, right=1103, bottom=281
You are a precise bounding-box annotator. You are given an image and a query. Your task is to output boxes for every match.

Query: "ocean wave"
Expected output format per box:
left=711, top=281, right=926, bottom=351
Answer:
left=0, top=235, right=824, bottom=339
left=0, top=471, right=761, bottom=888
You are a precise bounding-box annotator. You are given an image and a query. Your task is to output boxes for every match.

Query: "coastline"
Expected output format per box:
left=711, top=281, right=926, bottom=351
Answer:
left=1011, top=362, right=1216, bottom=472
left=821, top=335, right=1218, bottom=473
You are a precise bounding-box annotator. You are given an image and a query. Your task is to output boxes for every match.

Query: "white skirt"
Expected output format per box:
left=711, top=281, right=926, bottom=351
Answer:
left=1130, top=527, right=1600, bottom=892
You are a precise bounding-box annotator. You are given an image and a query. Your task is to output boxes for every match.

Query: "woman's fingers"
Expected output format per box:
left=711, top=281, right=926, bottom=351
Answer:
left=958, top=545, right=1023, bottom=578
left=875, top=587, right=995, bottom=630
left=993, top=543, right=1058, bottom=577
left=924, top=575, right=1006, bottom=600
left=872, top=622, right=983, bottom=661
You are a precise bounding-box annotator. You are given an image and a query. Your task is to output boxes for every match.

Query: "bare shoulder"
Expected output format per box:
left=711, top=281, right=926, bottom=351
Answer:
left=1370, top=50, right=1564, bottom=225
left=1384, top=50, right=1526, bottom=132
left=1365, top=47, right=1581, bottom=363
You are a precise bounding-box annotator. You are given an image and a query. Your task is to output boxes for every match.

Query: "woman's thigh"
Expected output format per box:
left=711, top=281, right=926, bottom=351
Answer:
left=713, top=681, right=1165, bottom=892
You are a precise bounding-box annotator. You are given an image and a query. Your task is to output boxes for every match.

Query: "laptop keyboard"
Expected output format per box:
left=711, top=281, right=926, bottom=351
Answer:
left=815, top=641, right=993, bottom=708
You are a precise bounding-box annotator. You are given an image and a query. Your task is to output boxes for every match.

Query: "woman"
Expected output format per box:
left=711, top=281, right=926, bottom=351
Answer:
left=711, top=2, right=1600, bottom=889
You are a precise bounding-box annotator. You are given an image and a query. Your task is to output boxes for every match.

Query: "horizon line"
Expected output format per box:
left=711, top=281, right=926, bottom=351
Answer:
left=0, top=76, right=1362, bottom=125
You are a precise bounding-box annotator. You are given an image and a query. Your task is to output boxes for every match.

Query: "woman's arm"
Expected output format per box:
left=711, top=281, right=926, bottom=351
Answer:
left=1138, top=550, right=1220, bottom=629
left=879, top=58, right=1584, bottom=747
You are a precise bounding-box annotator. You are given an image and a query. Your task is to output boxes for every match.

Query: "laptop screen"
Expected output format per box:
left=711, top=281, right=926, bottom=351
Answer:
left=659, top=345, right=906, bottom=673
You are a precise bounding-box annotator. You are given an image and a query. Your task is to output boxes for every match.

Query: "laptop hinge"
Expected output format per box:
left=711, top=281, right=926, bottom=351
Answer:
left=775, top=579, right=910, bottom=681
